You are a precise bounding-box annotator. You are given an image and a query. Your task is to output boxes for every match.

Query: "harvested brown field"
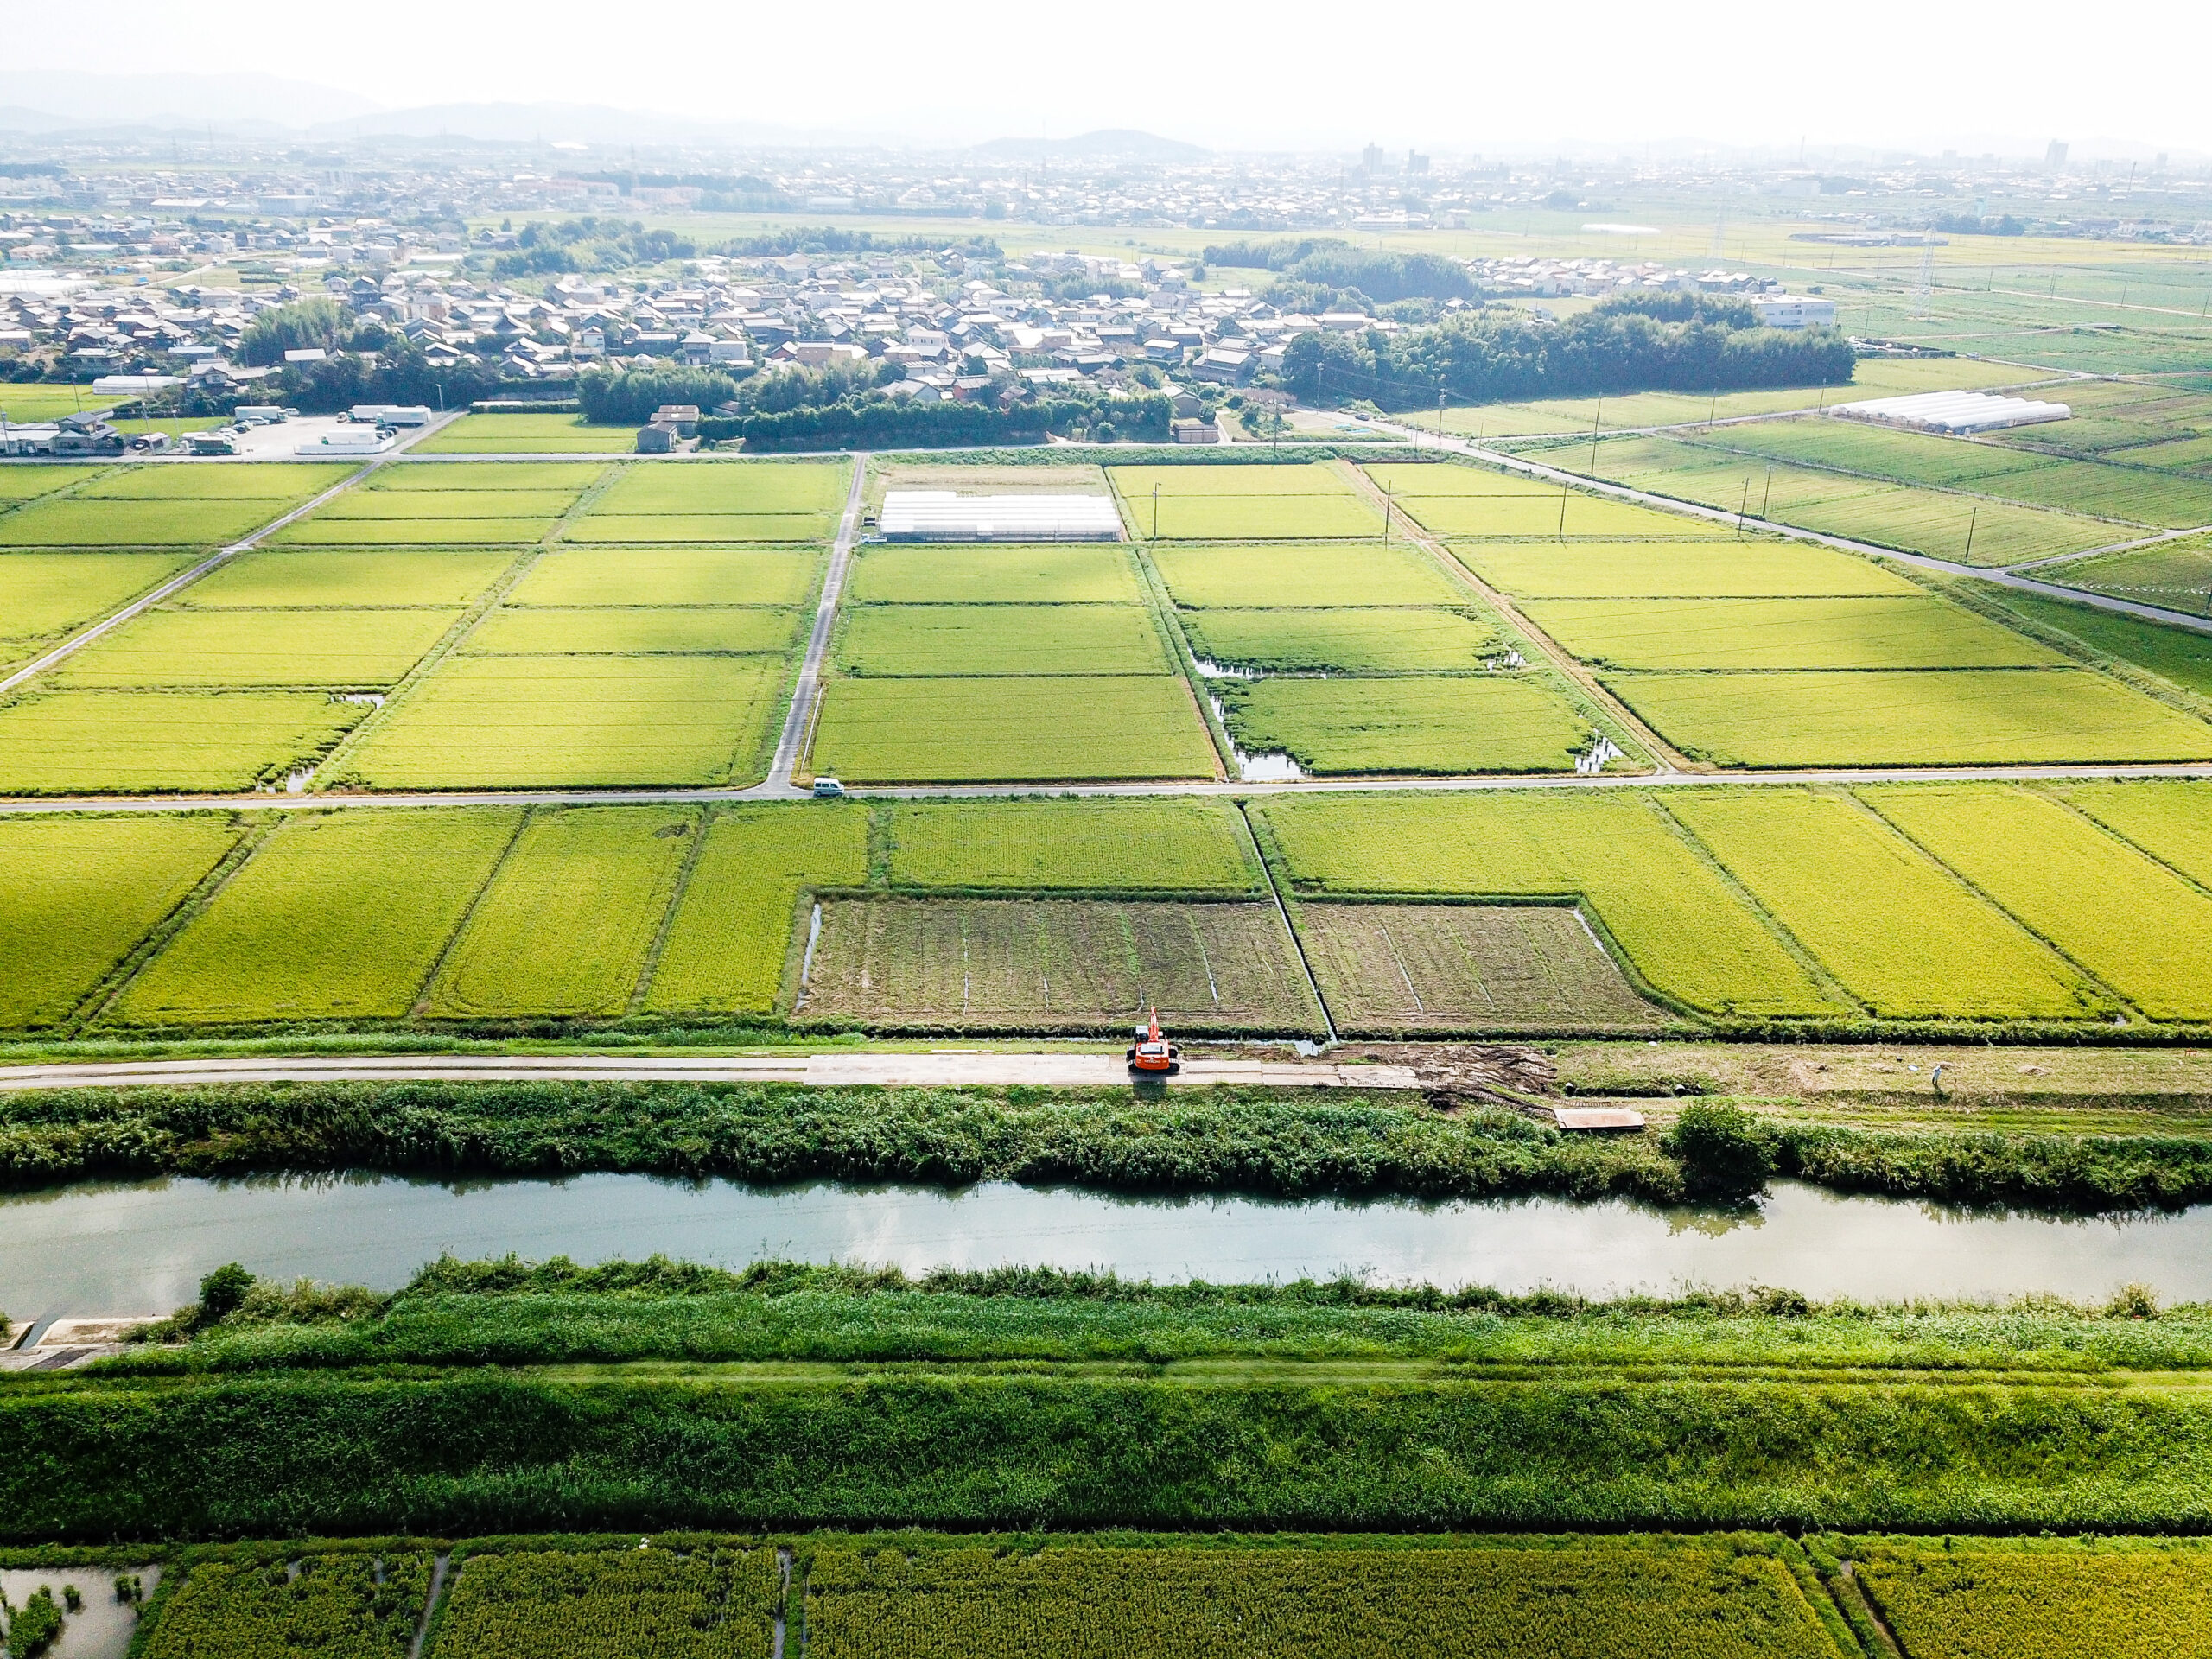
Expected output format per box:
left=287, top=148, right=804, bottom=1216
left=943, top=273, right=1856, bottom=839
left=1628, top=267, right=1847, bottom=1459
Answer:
left=1299, top=902, right=1665, bottom=1033
left=798, top=897, right=1322, bottom=1032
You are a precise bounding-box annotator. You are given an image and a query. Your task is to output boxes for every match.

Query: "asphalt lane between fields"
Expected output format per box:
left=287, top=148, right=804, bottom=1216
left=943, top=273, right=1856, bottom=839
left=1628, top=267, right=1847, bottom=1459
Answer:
left=0, top=1052, right=1421, bottom=1092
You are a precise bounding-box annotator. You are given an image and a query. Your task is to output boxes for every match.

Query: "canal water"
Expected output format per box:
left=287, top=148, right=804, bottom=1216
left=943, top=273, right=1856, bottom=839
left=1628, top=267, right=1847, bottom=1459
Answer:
left=7, top=1174, right=2211, bottom=1318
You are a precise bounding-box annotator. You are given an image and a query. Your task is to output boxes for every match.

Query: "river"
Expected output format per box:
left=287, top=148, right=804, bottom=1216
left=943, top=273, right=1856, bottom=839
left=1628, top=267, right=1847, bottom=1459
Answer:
left=5, top=1173, right=2211, bottom=1319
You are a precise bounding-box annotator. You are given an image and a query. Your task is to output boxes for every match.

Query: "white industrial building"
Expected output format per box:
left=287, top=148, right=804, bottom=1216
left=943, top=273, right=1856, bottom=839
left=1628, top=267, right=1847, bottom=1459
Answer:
left=879, top=492, right=1124, bottom=541
left=1829, top=390, right=2073, bottom=435
left=1748, top=295, right=1837, bottom=328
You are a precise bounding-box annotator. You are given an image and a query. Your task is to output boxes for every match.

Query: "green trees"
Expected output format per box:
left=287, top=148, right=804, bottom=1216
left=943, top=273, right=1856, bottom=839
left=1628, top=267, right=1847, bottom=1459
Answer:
left=237, top=298, right=346, bottom=367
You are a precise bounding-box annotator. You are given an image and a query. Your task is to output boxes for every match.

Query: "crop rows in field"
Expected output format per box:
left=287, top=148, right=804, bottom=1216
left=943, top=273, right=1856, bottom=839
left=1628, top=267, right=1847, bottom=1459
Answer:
left=1300, top=902, right=1665, bottom=1033
left=803, top=1539, right=1846, bottom=1659
left=835, top=603, right=1171, bottom=677
left=143, top=1552, right=430, bottom=1659
left=1847, top=1535, right=2212, bottom=1659
left=0, top=688, right=366, bottom=793
left=54, top=606, right=462, bottom=689
left=2045, top=538, right=2212, bottom=619
left=1179, top=607, right=1501, bottom=671
left=1544, top=433, right=2126, bottom=564
left=799, top=896, right=1321, bottom=1030
left=810, top=675, right=1217, bottom=783
left=431, top=1548, right=779, bottom=1659
left=0, top=550, right=200, bottom=669
left=410, top=411, right=638, bottom=453
left=1214, top=673, right=1596, bottom=773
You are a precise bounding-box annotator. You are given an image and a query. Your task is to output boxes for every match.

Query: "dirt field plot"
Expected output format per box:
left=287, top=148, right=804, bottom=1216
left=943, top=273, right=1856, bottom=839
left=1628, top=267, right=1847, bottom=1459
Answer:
left=426, top=806, right=696, bottom=1017
left=1179, top=607, right=1501, bottom=671
left=592, top=460, right=849, bottom=515
left=0, top=551, right=199, bottom=664
left=1456, top=539, right=1924, bottom=599
left=0, top=816, right=241, bottom=1028
left=836, top=604, right=1170, bottom=677
left=800, top=897, right=1321, bottom=1031
left=1301, top=902, right=1664, bottom=1033
left=178, top=549, right=515, bottom=609
left=114, top=807, right=523, bottom=1025
left=0, top=688, right=365, bottom=793
left=466, top=607, right=802, bottom=656
left=1522, top=596, right=2063, bottom=670
left=53, top=607, right=459, bottom=688
left=1604, top=668, right=2212, bottom=766
left=1217, top=673, right=1595, bottom=773
left=337, top=654, right=787, bottom=788
left=810, top=676, right=1217, bottom=783
left=508, top=546, right=821, bottom=607
left=76, top=463, right=353, bottom=500
left=410, top=412, right=637, bottom=453
left=848, top=542, right=1143, bottom=605
left=1148, top=542, right=1467, bottom=607
left=0, top=496, right=280, bottom=547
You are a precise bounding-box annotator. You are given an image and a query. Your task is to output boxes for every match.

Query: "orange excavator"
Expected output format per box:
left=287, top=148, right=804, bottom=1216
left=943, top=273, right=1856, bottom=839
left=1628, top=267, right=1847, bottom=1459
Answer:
left=1127, top=1007, right=1180, bottom=1076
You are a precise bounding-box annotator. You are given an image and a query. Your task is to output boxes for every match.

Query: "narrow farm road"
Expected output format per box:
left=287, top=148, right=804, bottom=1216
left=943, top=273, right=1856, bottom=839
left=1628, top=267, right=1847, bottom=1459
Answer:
left=0, top=1051, right=1421, bottom=1092
left=762, top=453, right=870, bottom=796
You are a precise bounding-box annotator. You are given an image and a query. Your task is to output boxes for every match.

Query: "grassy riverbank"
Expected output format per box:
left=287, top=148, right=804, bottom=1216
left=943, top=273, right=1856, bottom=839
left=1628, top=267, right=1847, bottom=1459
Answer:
left=5, top=1076, right=2212, bottom=1211
left=4, top=1261, right=2209, bottom=1540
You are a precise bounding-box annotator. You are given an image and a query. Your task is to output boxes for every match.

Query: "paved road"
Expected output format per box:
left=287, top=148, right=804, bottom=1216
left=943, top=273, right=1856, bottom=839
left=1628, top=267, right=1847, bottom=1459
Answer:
left=763, top=453, right=870, bottom=796
left=0, top=1051, right=1422, bottom=1092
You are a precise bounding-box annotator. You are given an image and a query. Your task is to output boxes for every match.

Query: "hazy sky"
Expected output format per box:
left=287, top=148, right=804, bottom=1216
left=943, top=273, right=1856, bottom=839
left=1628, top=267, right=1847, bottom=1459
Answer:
left=11, top=0, right=2209, bottom=156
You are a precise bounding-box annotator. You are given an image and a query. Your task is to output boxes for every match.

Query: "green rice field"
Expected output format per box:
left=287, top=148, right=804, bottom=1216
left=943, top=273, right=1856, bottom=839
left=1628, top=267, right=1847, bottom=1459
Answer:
left=1665, top=789, right=2104, bottom=1020
left=645, top=805, right=870, bottom=1016
left=507, top=546, right=821, bottom=607
left=1980, top=588, right=2212, bottom=698
left=0, top=551, right=199, bottom=664
left=1252, top=792, right=1839, bottom=1016
left=177, top=549, right=515, bottom=609
left=336, top=654, right=789, bottom=788
left=1392, top=488, right=1709, bottom=540
left=1179, top=607, right=1501, bottom=671
left=1847, top=1535, right=2212, bottom=1659
left=0, top=463, right=101, bottom=500
left=274, top=513, right=559, bottom=546
left=2044, top=538, right=2212, bottom=618
left=1863, top=785, right=2212, bottom=1021
left=889, top=799, right=1263, bottom=891
left=563, top=512, right=837, bottom=543
left=836, top=603, right=1171, bottom=676
left=1148, top=542, right=1467, bottom=607
left=113, top=808, right=523, bottom=1025
left=432, top=1546, right=779, bottom=1659
left=1603, top=667, right=2212, bottom=766
left=410, top=412, right=639, bottom=453
left=142, top=1551, right=430, bottom=1659
left=51, top=606, right=459, bottom=687
left=464, top=606, right=802, bottom=655
left=314, top=488, right=582, bottom=519
left=0, top=496, right=287, bottom=547
left=426, top=806, right=696, bottom=1017
left=373, top=461, right=609, bottom=491
left=1103, top=467, right=1382, bottom=540
left=2063, top=779, right=2212, bottom=889
left=810, top=676, right=1217, bottom=783
left=847, top=543, right=1143, bottom=605
left=73, top=463, right=353, bottom=500
left=1453, top=538, right=1925, bottom=599
left=1109, top=461, right=1358, bottom=497
left=1521, top=595, right=2063, bottom=670
left=0, top=689, right=364, bottom=793
left=0, top=815, right=240, bottom=1027
left=592, top=460, right=849, bottom=515
left=1217, top=674, right=1595, bottom=773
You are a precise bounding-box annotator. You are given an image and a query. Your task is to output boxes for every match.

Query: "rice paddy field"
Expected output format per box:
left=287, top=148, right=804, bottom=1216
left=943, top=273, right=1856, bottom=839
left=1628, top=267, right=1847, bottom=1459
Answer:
left=835, top=603, right=1171, bottom=676
left=1520, top=595, right=2065, bottom=670
left=809, top=675, right=1217, bottom=783
left=0, top=550, right=200, bottom=669
left=0, top=688, right=365, bottom=793
left=1215, top=673, right=1596, bottom=773
left=50, top=605, right=461, bottom=687
left=1147, top=541, right=1468, bottom=607
left=2044, top=537, right=2212, bottom=618
left=1179, top=607, right=1501, bottom=671
left=847, top=542, right=1144, bottom=605
left=887, top=799, right=1263, bottom=892
left=1980, top=588, right=2212, bottom=699
left=408, top=410, right=639, bottom=453
left=1536, top=432, right=2132, bottom=564
left=1601, top=666, right=2212, bottom=766
left=1108, top=461, right=1383, bottom=538
left=507, top=545, right=822, bottom=607
left=799, top=896, right=1321, bottom=1031
left=1453, top=537, right=1925, bottom=598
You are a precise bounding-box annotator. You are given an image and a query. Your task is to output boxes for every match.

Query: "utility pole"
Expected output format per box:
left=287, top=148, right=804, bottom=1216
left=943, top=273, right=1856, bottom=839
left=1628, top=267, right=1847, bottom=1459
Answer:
left=1737, top=477, right=1750, bottom=537
left=1557, top=478, right=1569, bottom=542
left=1963, top=505, right=1979, bottom=563
left=1760, top=464, right=1773, bottom=519
left=1152, top=483, right=1160, bottom=539
left=1436, top=385, right=1446, bottom=448
left=1381, top=484, right=1391, bottom=545
left=1588, top=397, right=1603, bottom=477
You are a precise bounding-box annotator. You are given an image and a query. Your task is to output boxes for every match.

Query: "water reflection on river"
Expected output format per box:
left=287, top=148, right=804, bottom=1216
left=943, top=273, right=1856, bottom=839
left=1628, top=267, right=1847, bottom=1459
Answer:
left=5, top=1173, right=2210, bottom=1316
